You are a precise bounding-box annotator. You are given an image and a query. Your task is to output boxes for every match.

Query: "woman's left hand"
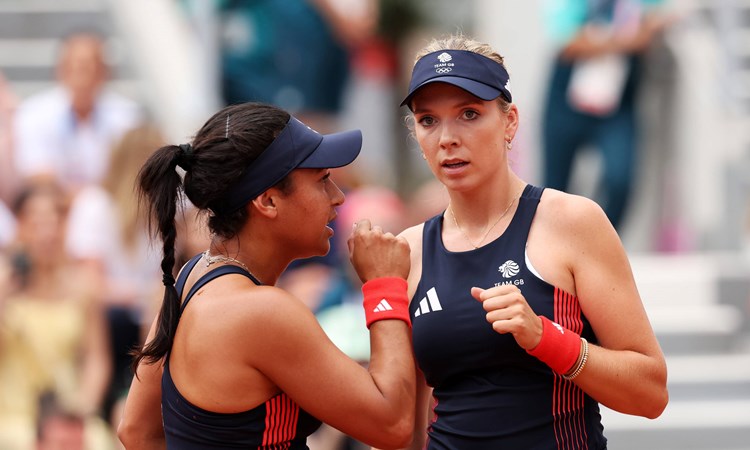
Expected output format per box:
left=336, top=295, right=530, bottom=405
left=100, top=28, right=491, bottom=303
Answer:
left=471, top=285, right=543, bottom=350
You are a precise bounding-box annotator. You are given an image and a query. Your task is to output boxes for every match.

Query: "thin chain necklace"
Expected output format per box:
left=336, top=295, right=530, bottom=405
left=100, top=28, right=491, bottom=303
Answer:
left=449, top=186, right=524, bottom=249
left=202, top=249, right=253, bottom=275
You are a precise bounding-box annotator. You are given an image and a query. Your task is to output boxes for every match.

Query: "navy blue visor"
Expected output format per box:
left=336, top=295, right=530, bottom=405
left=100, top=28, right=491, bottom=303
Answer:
left=401, top=49, right=512, bottom=109
left=213, top=116, right=362, bottom=214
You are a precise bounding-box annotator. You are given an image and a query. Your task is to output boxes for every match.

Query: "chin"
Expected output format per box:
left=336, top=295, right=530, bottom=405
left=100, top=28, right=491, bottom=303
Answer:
left=318, top=241, right=332, bottom=256
left=299, top=242, right=331, bottom=259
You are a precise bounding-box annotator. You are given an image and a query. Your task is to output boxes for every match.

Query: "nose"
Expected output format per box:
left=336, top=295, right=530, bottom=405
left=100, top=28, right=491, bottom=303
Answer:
left=438, top=121, right=459, bottom=150
left=329, top=179, right=345, bottom=207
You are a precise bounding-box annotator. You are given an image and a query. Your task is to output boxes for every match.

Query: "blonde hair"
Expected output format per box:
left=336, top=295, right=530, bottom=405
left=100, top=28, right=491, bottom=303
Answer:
left=412, top=33, right=512, bottom=113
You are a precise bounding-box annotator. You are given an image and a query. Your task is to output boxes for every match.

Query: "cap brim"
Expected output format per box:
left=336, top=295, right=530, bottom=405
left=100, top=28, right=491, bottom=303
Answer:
left=400, top=77, right=502, bottom=107
left=298, top=129, right=362, bottom=169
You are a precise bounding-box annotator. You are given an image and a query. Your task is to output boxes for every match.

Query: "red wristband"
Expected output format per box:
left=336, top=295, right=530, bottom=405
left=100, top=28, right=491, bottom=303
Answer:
left=362, top=277, right=410, bottom=329
left=526, top=316, right=581, bottom=375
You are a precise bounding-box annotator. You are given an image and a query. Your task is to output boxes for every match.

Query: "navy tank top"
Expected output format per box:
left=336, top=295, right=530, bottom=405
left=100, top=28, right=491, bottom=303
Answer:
left=162, top=254, right=322, bottom=449
left=411, top=185, right=607, bottom=449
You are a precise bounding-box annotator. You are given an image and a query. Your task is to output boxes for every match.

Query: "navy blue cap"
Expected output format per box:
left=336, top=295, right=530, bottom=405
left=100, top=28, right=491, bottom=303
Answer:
left=401, top=49, right=512, bottom=109
left=213, top=116, right=362, bottom=214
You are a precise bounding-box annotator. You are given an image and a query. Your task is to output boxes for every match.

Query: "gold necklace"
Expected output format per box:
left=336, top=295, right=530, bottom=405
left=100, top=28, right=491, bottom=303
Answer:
left=202, top=249, right=254, bottom=276
left=449, top=186, right=524, bottom=249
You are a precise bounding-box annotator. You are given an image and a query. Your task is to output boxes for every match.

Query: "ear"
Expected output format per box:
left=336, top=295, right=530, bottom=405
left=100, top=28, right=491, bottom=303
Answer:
left=250, top=189, right=279, bottom=219
left=504, top=104, right=520, bottom=142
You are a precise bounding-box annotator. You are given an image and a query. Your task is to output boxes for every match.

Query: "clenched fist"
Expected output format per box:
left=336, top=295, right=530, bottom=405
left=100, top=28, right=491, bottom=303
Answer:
left=348, top=219, right=410, bottom=283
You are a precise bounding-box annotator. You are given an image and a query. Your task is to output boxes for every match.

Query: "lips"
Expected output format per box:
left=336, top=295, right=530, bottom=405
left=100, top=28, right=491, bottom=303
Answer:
left=442, top=159, right=468, bottom=169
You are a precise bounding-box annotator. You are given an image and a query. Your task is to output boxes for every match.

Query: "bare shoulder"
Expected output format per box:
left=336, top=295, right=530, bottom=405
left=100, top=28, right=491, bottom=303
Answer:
left=536, top=188, right=612, bottom=237
left=533, top=188, right=622, bottom=258
left=528, top=189, right=623, bottom=296
left=398, top=222, right=425, bottom=273
left=398, top=223, right=426, bottom=299
left=186, top=278, right=318, bottom=347
left=398, top=223, right=424, bottom=250
left=226, top=283, right=315, bottom=328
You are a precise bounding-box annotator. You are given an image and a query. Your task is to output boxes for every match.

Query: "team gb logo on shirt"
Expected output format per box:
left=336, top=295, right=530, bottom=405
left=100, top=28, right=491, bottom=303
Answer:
left=496, top=260, right=524, bottom=287
left=499, top=260, right=519, bottom=278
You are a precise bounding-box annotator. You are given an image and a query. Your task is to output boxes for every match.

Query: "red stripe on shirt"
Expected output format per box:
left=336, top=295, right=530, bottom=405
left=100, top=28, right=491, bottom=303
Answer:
left=260, top=393, right=299, bottom=449
left=551, top=287, right=589, bottom=449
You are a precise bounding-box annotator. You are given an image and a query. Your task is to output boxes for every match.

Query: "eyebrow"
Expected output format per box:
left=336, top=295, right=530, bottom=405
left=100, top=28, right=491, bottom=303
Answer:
left=412, top=99, right=484, bottom=115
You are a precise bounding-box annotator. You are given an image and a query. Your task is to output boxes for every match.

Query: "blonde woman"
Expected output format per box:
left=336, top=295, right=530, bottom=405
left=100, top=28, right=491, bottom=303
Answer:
left=392, top=34, right=668, bottom=449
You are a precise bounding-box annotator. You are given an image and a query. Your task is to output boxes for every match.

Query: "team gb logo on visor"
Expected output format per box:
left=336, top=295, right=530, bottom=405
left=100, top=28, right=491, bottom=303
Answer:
left=435, top=52, right=453, bottom=74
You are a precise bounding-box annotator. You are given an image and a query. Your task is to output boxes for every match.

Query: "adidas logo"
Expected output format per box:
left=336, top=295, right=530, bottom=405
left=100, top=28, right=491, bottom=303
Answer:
left=373, top=299, right=393, bottom=312
left=414, top=287, right=442, bottom=318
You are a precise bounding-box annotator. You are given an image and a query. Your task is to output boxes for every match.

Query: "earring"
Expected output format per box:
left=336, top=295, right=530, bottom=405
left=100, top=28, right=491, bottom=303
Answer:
left=421, top=152, right=427, bottom=160
left=505, top=140, right=513, bottom=150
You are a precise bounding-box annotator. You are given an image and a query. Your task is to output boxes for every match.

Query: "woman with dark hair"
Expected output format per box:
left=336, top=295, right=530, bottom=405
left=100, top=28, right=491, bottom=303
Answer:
left=117, top=102, right=415, bottom=449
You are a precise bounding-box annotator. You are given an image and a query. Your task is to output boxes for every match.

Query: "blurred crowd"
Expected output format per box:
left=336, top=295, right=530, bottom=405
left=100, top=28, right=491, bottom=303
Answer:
left=0, top=31, right=166, bottom=449
left=0, top=0, right=747, bottom=449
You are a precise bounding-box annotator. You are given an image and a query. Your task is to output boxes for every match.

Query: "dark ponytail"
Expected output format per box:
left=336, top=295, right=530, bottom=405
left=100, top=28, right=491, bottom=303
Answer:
left=131, top=144, right=185, bottom=370
left=130, top=102, right=291, bottom=372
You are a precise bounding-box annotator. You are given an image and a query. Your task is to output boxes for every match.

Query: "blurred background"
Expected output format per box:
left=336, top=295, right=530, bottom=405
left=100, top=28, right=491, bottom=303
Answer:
left=0, top=0, right=748, bottom=449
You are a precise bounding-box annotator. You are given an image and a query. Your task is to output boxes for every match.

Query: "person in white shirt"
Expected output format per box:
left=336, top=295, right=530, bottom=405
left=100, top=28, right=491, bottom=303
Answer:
left=13, top=31, right=141, bottom=191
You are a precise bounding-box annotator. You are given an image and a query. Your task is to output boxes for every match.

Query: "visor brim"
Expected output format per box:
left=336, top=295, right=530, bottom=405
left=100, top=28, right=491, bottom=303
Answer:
left=298, top=129, right=362, bottom=169
left=401, top=77, right=504, bottom=108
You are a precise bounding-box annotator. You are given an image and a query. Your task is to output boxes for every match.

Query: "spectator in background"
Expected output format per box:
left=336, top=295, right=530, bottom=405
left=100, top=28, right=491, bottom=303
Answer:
left=0, top=200, right=15, bottom=252
left=0, top=209, right=14, bottom=305
left=0, top=182, right=112, bottom=449
left=218, top=0, right=376, bottom=133
left=217, top=0, right=380, bottom=325
left=541, top=0, right=670, bottom=229
left=13, top=30, right=141, bottom=192
left=0, top=72, right=18, bottom=251
left=36, top=392, right=85, bottom=450
left=0, top=70, right=19, bottom=203
left=64, top=125, right=165, bottom=429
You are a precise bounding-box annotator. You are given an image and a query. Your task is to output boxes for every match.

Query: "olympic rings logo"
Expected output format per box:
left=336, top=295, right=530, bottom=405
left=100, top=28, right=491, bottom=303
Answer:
left=435, top=67, right=452, bottom=74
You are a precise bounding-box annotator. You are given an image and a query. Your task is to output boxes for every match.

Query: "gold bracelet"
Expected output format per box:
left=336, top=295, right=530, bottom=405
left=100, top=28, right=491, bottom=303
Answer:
left=563, top=337, right=588, bottom=380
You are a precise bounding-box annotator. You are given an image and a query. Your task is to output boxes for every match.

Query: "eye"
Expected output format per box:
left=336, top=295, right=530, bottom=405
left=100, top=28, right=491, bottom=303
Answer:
left=417, top=115, right=436, bottom=127
left=462, top=109, right=479, bottom=120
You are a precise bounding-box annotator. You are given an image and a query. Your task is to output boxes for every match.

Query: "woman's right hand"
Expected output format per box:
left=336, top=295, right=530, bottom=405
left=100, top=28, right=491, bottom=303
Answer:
left=348, top=219, right=410, bottom=283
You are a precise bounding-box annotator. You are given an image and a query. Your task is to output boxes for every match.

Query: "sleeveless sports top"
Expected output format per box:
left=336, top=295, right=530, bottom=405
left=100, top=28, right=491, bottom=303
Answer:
left=411, top=185, right=607, bottom=449
left=162, top=254, right=322, bottom=449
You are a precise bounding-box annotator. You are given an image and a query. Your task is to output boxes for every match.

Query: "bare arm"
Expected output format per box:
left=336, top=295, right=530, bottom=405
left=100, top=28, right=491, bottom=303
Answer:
left=477, top=194, right=667, bottom=418
left=308, top=0, right=378, bottom=47
left=251, top=221, right=415, bottom=449
left=371, top=224, right=434, bottom=450
left=117, top=316, right=166, bottom=450
left=250, top=299, right=413, bottom=449
left=561, top=14, right=670, bottom=60
left=564, top=198, right=668, bottom=418
left=372, top=369, right=432, bottom=450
